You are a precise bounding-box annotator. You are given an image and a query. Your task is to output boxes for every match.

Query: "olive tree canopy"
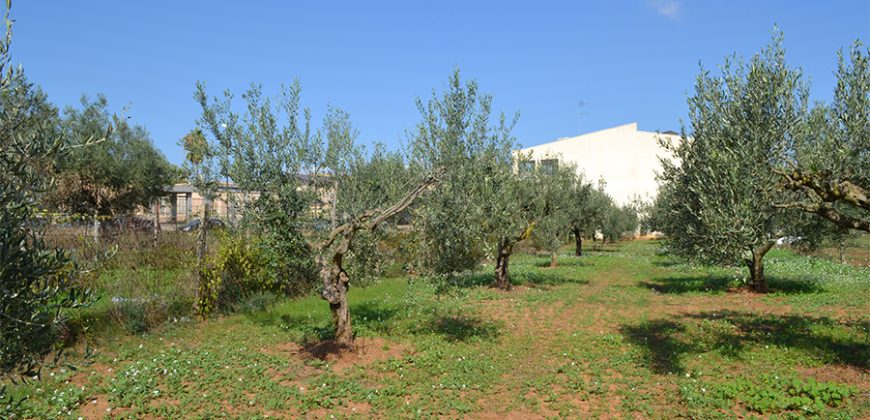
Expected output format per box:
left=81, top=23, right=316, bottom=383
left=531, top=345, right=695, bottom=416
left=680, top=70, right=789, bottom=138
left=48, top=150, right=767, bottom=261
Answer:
left=195, top=81, right=440, bottom=346
left=657, top=33, right=808, bottom=292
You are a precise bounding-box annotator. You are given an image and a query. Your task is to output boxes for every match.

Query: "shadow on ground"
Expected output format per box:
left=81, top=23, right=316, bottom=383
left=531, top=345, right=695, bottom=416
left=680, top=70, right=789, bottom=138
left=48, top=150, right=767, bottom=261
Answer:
left=533, top=257, right=592, bottom=268
left=621, top=311, right=869, bottom=374
left=639, top=275, right=824, bottom=295
left=247, top=299, right=403, bottom=341
left=446, top=270, right=589, bottom=290
left=413, top=314, right=501, bottom=342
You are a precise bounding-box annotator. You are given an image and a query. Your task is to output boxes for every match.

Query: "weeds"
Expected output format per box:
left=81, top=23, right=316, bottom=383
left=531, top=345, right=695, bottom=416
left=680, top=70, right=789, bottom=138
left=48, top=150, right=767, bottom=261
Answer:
left=3, top=239, right=868, bottom=418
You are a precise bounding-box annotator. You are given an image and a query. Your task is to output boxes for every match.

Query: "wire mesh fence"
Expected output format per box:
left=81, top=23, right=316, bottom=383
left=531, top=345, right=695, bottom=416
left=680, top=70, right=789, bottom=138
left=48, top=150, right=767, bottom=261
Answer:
left=41, top=214, right=204, bottom=335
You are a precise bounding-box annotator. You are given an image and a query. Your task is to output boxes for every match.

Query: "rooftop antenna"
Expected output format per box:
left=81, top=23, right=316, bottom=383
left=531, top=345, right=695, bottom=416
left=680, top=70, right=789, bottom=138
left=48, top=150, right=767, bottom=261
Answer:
left=577, top=99, right=590, bottom=133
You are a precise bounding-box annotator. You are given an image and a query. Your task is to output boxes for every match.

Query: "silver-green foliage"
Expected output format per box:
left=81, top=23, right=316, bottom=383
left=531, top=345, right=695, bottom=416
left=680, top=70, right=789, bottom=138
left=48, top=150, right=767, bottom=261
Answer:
left=657, top=32, right=807, bottom=289
left=0, top=1, right=91, bottom=376
left=410, top=70, right=517, bottom=275
left=778, top=41, right=869, bottom=232
left=195, top=80, right=422, bottom=292
left=530, top=162, right=582, bottom=259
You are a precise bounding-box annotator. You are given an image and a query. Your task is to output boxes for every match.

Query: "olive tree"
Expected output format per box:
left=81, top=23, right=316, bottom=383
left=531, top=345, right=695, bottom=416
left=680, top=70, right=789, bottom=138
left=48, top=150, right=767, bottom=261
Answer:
left=776, top=42, right=869, bottom=232
left=531, top=163, right=581, bottom=267
left=567, top=180, right=613, bottom=252
left=485, top=165, right=567, bottom=289
left=657, top=33, right=806, bottom=292
left=0, top=0, right=95, bottom=376
left=563, top=176, right=594, bottom=256
left=195, top=81, right=439, bottom=347
left=409, top=71, right=512, bottom=277
left=413, top=70, right=562, bottom=290
left=600, top=202, right=639, bottom=243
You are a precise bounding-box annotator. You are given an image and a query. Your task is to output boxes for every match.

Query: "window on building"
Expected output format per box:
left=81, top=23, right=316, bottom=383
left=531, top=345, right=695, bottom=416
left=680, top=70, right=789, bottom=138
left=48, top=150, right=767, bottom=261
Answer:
left=539, top=158, right=558, bottom=174
left=518, top=159, right=536, bottom=175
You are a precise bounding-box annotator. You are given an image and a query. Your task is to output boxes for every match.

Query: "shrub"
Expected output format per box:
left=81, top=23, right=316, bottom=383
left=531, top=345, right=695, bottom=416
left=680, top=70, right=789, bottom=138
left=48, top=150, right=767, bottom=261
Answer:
left=232, top=291, right=280, bottom=313
left=198, top=232, right=315, bottom=315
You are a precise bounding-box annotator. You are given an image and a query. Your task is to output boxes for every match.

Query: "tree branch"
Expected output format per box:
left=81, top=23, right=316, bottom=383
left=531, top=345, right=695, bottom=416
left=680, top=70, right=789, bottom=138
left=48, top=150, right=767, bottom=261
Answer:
left=773, top=201, right=870, bottom=232
left=777, top=168, right=870, bottom=211
left=317, top=169, right=442, bottom=252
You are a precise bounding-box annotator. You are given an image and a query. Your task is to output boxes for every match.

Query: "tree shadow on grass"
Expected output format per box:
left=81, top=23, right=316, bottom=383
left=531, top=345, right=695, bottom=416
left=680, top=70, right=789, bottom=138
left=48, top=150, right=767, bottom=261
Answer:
left=515, top=271, right=589, bottom=287
left=639, top=275, right=824, bottom=295
left=621, top=311, right=868, bottom=374
left=586, top=247, right=622, bottom=254
left=684, top=311, right=868, bottom=368
left=350, top=301, right=399, bottom=335
left=621, top=319, right=695, bottom=374
left=445, top=270, right=587, bottom=290
left=639, top=275, right=734, bottom=294
left=250, top=300, right=402, bottom=340
left=533, top=257, right=593, bottom=268
left=413, top=314, right=501, bottom=342
left=448, top=272, right=494, bottom=288
left=651, top=259, right=685, bottom=268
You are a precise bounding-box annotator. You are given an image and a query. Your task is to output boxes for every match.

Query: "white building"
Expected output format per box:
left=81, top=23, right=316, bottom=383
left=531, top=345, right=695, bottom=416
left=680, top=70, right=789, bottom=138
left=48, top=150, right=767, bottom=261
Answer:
left=516, top=122, right=681, bottom=206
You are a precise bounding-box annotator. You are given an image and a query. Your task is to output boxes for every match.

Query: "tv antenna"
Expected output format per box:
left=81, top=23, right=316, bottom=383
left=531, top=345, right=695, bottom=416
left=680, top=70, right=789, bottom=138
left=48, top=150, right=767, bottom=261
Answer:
left=577, top=99, right=590, bottom=132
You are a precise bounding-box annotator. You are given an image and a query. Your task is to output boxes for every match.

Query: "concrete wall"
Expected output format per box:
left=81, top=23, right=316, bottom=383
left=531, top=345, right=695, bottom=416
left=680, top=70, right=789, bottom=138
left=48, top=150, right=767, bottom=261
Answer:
left=516, top=122, right=680, bottom=206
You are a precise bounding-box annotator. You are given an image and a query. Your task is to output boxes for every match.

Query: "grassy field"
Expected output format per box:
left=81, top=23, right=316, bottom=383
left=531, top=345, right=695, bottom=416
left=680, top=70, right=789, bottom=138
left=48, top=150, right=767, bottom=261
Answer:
left=6, top=240, right=869, bottom=419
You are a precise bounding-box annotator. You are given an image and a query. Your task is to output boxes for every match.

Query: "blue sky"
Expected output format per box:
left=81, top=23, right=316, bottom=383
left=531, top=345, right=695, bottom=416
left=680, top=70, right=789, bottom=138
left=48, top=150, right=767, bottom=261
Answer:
left=9, top=1, right=870, bottom=165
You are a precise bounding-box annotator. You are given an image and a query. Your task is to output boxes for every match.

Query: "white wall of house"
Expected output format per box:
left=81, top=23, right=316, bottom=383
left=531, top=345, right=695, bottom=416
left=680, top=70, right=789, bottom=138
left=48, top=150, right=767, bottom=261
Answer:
left=516, top=122, right=680, bottom=206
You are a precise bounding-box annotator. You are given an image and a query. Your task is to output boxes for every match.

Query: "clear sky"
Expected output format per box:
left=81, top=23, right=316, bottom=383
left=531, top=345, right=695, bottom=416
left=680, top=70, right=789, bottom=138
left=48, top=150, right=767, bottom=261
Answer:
left=9, top=1, right=870, bottom=165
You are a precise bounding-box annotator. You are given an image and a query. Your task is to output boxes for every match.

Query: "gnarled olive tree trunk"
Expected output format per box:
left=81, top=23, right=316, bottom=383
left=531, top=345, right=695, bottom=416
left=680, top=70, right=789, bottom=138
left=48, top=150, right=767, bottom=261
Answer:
left=493, top=223, right=536, bottom=291
left=317, top=233, right=354, bottom=346
left=317, top=174, right=439, bottom=348
left=572, top=227, right=583, bottom=256
left=745, top=241, right=775, bottom=293
left=494, top=239, right=513, bottom=290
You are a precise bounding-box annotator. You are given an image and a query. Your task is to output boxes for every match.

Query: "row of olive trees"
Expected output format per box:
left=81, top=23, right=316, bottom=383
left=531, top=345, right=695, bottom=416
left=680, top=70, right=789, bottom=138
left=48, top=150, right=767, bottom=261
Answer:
left=187, top=71, right=635, bottom=347
left=654, top=32, right=868, bottom=292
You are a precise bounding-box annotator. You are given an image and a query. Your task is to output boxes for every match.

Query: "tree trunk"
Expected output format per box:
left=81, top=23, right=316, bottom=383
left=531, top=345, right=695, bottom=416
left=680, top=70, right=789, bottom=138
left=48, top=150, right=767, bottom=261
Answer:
left=746, top=241, right=775, bottom=293
left=152, top=199, right=161, bottom=247
left=92, top=209, right=100, bottom=244
left=91, top=191, right=102, bottom=244
left=194, top=203, right=210, bottom=316
left=329, top=277, right=352, bottom=346
left=494, top=240, right=513, bottom=290
left=549, top=251, right=558, bottom=268
left=573, top=228, right=583, bottom=256
left=838, top=242, right=846, bottom=265
left=318, top=253, right=354, bottom=348
left=330, top=180, right=339, bottom=230
left=315, top=170, right=441, bottom=348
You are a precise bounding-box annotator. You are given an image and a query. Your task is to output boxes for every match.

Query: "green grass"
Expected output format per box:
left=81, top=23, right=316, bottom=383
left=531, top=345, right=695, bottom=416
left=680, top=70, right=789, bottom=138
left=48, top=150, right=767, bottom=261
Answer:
left=4, top=240, right=869, bottom=418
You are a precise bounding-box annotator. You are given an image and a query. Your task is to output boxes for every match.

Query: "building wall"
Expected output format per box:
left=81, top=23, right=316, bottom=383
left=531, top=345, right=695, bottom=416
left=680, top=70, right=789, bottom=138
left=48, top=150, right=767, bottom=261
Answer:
left=517, top=122, right=680, bottom=206
left=144, top=182, right=330, bottom=225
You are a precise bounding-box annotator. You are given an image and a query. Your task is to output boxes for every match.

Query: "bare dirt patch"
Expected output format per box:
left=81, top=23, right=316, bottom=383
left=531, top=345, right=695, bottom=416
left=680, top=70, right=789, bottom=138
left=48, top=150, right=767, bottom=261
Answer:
left=796, top=365, right=870, bottom=387
left=77, top=393, right=132, bottom=419
left=307, top=401, right=372, bottom=418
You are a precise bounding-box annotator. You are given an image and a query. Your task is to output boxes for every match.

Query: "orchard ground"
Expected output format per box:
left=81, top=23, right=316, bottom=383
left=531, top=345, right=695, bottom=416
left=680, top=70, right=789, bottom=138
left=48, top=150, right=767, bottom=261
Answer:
left=7, top=239, right=869, bottom=418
